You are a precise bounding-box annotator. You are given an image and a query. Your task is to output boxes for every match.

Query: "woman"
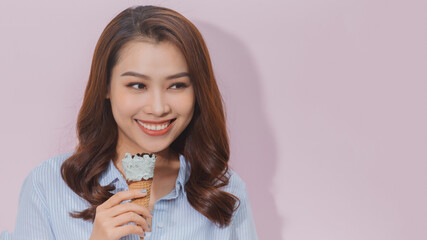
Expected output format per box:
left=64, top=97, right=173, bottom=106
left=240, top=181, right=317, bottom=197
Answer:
left=1, top=5, right=257, bottom=240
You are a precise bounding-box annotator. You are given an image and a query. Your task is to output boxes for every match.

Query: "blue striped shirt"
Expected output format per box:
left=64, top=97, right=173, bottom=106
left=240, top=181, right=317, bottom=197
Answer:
left=1, top=152, right=258, bottom=240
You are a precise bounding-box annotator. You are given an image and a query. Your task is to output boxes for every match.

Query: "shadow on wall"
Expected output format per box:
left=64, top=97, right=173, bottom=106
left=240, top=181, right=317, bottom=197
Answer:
left=196, top=21, right=282, bottom=240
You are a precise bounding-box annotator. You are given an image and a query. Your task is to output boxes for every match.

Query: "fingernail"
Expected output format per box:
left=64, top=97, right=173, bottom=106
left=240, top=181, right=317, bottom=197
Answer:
left=141, top=189, right=147, bottom=193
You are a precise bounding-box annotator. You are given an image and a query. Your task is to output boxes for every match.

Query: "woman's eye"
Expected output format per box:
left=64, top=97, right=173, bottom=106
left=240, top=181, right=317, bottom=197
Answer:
left=169, top=83, right=188, bottom=89
left=126, top=82, right=187, bottom=90
left=127, top=83, right=146, bottom=90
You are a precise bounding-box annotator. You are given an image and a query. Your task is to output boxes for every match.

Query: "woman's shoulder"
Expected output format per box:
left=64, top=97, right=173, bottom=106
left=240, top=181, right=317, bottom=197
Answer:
left=25, top=151, right=74, bottom=186
left=18, top=151, right=80, bottom=209
left=31, top=151, right=74, bottom=173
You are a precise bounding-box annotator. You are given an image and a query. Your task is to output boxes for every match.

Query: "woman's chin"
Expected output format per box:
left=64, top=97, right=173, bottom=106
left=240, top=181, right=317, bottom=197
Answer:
left=138, top=145, right=170, bottom=154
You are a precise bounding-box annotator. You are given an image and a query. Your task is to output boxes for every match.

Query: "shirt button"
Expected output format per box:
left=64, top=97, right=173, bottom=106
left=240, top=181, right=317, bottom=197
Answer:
left=157, top=222, right=164, bottom=228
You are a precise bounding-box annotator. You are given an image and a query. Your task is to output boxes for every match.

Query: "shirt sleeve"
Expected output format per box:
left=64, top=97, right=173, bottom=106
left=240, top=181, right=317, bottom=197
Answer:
left=229, top=185, right=259, bottom=240
left=9, top=169, right=55, bottom=239
left=0, top=230, right=12, bottom=240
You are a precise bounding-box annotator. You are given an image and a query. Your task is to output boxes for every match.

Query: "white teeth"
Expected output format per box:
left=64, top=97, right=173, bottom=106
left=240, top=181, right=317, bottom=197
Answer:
left=137, top=120, right=171, bottom=131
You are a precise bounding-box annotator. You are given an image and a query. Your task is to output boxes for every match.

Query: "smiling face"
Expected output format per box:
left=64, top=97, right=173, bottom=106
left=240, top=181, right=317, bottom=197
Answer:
left=106, top=40, right=195, bottom=157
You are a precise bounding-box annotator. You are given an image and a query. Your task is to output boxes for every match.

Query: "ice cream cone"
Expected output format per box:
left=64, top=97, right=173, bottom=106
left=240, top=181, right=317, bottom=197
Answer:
left=128, top=179, right=153, bottom=207
left=128, top=179, right=153, bottom=240
left=121, top=152, right=157, bottom=240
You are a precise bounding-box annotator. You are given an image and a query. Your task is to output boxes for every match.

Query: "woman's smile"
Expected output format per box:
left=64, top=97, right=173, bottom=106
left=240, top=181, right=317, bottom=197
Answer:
left=136, top=118, right=176, bottom=136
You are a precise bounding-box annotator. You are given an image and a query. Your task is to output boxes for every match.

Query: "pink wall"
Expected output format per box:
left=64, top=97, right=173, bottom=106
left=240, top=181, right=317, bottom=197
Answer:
left=1, top=0, right=426, bottom=239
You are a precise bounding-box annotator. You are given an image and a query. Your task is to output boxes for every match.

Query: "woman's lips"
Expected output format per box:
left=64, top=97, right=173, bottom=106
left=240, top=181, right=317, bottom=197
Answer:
left=136, top=119, right=176, bottom=136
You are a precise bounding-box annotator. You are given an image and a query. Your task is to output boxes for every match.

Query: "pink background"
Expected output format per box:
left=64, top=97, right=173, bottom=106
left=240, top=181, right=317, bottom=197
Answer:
left=1, top=0, right=426, bottom=239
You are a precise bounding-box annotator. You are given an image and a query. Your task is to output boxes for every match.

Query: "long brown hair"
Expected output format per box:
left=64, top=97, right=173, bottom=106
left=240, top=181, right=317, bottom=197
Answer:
left=61, top=5, right=239, bottom=227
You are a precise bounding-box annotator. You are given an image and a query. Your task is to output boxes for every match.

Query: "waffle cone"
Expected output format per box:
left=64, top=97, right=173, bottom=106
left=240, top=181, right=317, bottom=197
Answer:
left=128, top=179, right=153, bottom=239
left=128, top=179, right=153, bottom=207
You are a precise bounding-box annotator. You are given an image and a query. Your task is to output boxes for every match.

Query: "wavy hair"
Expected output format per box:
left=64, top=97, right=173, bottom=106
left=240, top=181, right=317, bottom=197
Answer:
left=60, top=5, right=239, bottom=227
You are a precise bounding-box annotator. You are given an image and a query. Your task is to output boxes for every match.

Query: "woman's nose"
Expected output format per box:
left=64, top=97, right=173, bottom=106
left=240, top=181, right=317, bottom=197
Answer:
left=143, top=90, right=171, bottom=116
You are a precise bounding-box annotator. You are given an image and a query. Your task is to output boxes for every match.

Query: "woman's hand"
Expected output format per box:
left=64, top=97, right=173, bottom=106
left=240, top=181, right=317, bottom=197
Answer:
left=89, top=189, right=152, bottom=240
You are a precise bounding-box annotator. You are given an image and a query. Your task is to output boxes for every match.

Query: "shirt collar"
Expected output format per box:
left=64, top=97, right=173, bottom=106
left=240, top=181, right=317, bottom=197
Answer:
left=99, top=159, right=121, bottom=187
left=175, top=154, right=191, bottom=195
left=98, top=154, right=191, bottom=195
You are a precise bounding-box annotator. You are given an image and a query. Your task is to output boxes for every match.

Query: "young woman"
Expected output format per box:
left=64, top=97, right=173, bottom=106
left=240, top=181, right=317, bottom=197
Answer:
left=1, top=5, right=257, bottom=240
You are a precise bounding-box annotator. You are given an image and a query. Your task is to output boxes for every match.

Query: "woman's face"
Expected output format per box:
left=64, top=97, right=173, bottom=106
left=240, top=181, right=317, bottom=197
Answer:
left=107, top=40, right=195, bottom=155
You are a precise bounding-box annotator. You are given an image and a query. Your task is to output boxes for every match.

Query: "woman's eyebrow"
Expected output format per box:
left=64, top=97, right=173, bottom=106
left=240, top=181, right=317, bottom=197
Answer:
left=120, top=71, right=189, bottom=80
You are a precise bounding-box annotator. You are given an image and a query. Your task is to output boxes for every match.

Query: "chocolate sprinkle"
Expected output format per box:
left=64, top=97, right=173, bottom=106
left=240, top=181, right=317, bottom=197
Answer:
left=132, top=152, right=152, bottom=158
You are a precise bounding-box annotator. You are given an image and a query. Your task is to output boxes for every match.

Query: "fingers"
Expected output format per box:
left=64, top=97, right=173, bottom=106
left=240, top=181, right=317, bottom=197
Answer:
left=113, top=225, right=145, bottom=240
left=111, top=212, right=149, bottom=232
left=90, top=189, right=152, bottom=240
left=109, top=202, right=152, bottom=219
left=99, top=189, right=147, bottom=209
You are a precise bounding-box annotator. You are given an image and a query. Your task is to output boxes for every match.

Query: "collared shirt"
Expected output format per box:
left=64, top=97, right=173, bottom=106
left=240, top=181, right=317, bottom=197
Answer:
left=1, top=152, right=258, bottom=240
